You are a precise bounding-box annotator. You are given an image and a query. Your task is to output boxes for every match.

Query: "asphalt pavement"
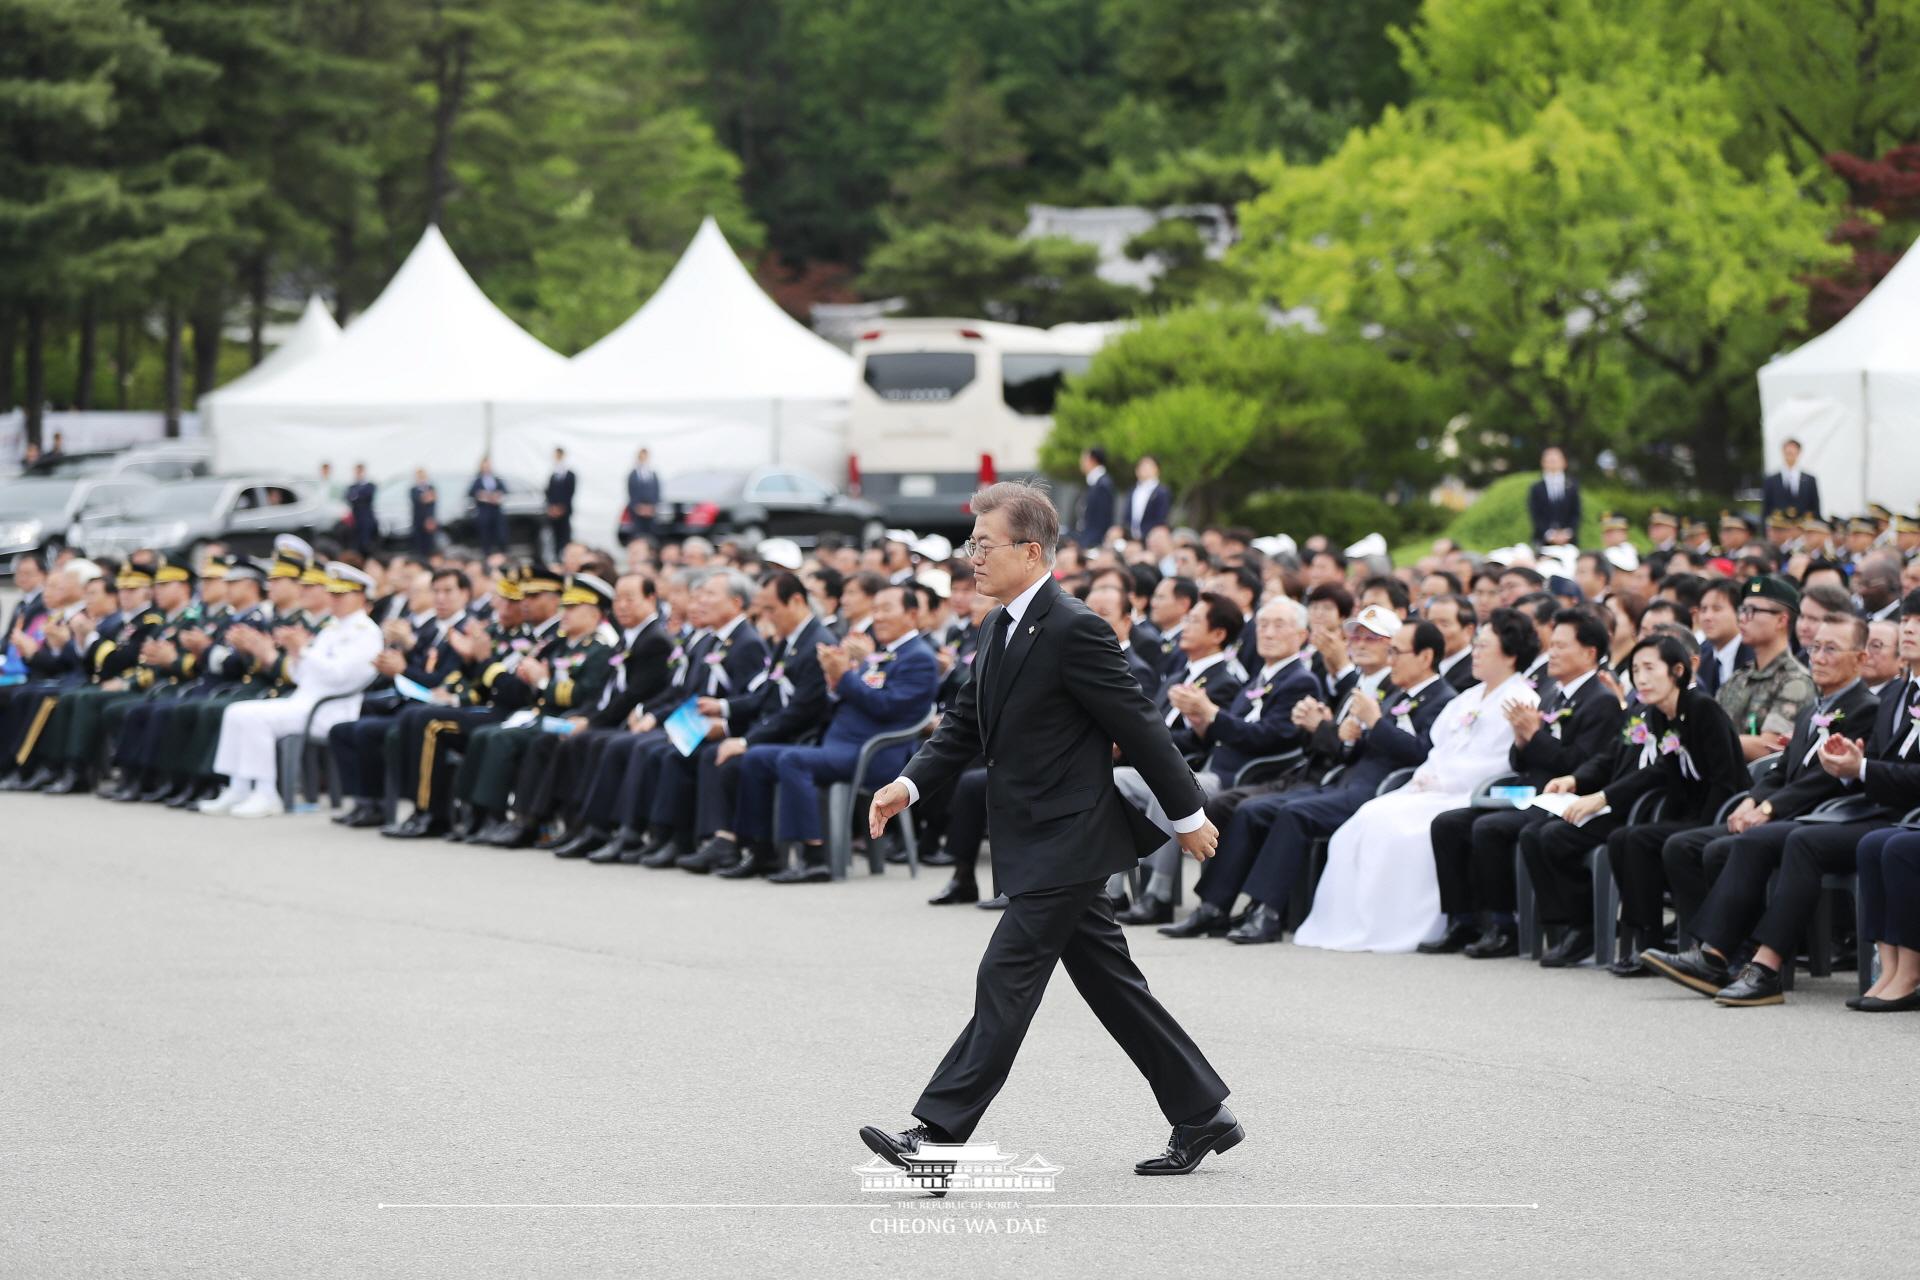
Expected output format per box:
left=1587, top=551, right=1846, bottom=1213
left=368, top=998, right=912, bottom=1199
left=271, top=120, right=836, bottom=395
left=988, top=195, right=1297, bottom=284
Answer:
left=3, top=792, right=1916, bottom=1278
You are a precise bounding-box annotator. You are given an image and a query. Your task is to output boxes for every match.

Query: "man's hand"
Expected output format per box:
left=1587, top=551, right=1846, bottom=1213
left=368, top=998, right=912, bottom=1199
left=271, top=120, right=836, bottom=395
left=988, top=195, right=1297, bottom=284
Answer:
left=936, top=646, right=956, bottom=674
left=1311, top=624, right=1349, bottom=673
left=1543, top=774, right=1577, bottom=794
left=372, top=649, right=406, bottom=677
left=382, top=619, right=415, bottom=649
left=695, top=696, right=725, bottom=717
left=703, top=716, right=726, bottom=741
left=869, top=780, right=911, bottom=838
left=1177, top=817, right=1220, bottom=862
left=716, top=736, right=748, bottom=766
left=280, top=629, right=310, bottom=659
left=43, top=619, right=70, bottom=650
left=817, top=642, right=852, bottom=690
left=628, top=710, right=657, bottom=734
left=517, top=657, right=550, bottom=688
left=843, top=632, right=876, bottom=663
left=1337, top=715, right=1363, bottom=743
left=143, top=639, right=179, bottom=667
left=1292, top=697, right=1330, bottom=732
left=1562, top=792, right=1608, bottom=825
left=11, top=624, right=39, bottom=660
left=1595, top=669, right=1625, bottom=705
left=1726, top=796, right=1770, bottom=835
left=1505, top=697, right=1541, bottom=745
left=1348, top=689, right=1381, bottom=728
left=1819, top=732, right=1866, bottom=779
left=566, top=715, right=589, bottom=732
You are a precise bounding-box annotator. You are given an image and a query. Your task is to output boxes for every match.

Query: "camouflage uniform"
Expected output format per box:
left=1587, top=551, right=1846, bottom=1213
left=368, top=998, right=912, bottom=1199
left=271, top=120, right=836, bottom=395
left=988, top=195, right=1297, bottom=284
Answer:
left=1717, top=649, right=1816, bottom=740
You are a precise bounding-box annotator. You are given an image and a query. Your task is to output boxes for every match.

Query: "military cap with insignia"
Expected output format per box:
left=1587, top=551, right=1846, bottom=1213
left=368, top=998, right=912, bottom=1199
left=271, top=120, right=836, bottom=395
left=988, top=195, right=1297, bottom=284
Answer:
left=1600, top=511, right=1629, bottom=532
left=523, top=564, right=564, bottom=596
left=560, top=572, right=614, bottom=612
left=225, top=556, right=266, bottom=584
left=325, top=561, right=375, bottom=595
left=1719, top=509, right=1753, bottom=532
left=1744, top=575, right=1801, bottom=612
left=1848, top=516, right=1878, bottom=536
left=1647, top=508, right=1679, bottom=528
left=270, top=533, right=313, bottom=580
left=1891, top=514, right=1920, bottom=535
left=151, top=554, right=198, bottom=585
left=1766, top=508, right=1799, bottom=530
left=1801, top=513, right=1832, bottom=533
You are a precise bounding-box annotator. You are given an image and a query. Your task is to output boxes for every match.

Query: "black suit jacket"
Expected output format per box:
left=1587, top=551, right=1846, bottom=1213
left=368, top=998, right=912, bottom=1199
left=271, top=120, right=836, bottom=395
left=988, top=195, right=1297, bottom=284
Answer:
left=902, top=577, right=1202, bottom=898
left=1747, top=680, right=1879, bottom=818
left=1527, top=476, right=1581, bottom=543
left=733, top=618, right=830, bottom=745
left=1509, top=671, right=1625, bottom=786
left=1075, top=472, right=1114, bottom=547
left=1122, top=644, right=1160, bottom=696
left=1155, top=656, right=1244, bottom=764
left=1696, top=639, right=1755, bottom=698
left=1856, top=672, right=1920, bottom=810
left=593, top=616, right=675, bottom=728
left=1762, top=471, right=1819, bottom=520
left=545, top=469, right=576, bottom=512
left=1576, top=687, right=1746, bottom=823
left=1128, top=482, right=1172, bottom=537
left=1341, top=675, right=1457, bottom=791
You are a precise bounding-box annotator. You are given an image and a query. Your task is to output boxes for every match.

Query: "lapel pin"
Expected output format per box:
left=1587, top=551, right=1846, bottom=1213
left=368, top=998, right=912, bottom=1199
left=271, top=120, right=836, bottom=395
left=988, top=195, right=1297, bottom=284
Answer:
left=1027, top=625, right=1035, bottom=634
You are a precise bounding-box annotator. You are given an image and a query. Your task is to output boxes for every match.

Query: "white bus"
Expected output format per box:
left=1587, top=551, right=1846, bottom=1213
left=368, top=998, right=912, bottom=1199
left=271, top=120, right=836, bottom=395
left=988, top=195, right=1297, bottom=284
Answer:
left=847, top=318, right=1122, bottom=534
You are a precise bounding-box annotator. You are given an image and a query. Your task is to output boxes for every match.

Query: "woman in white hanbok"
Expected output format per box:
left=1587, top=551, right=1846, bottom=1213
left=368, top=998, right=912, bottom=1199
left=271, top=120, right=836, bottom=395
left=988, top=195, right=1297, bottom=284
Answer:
left=1294, top=616, right=1541, bottom=953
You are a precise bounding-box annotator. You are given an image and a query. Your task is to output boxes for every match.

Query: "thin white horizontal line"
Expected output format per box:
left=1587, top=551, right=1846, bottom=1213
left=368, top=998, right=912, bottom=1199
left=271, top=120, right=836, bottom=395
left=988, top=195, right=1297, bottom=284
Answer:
left=376, top=1202, right=1541, bottom=1211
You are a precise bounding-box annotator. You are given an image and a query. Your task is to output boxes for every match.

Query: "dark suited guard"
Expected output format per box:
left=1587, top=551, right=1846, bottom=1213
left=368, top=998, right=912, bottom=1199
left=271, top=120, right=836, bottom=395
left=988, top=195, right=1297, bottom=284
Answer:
left=1424, top=607, right=1624, bottom=959
left=862, top=481, right=1242, bottom=1182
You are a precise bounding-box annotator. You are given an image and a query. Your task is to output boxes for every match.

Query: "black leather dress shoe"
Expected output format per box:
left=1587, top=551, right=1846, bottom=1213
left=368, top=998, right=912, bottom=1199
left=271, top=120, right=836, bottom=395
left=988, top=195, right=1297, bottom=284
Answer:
left=1639, top=945, right=1733, bottom=996
left=587, top=833, right=644, bottom=863
left=1463, top=927, right=1519, bottom=959
left=1713, top=962, right=1785, bottom=1006
left=43, top=767, right=84, bottom=794
left=136, top=778, right=175, bottom=804
left=976, top=894, right=1009, bottom=910
left=921, top=848, right=956, bottom=867
left=678, top=839, right=730, bottom=873
left=1539, top=927, right=1595, bottom=968
left=382, top=811, right=445, bottom=839
left=1135, top=1104, right=1245, bottom=1175
left=1417, top=919, right=1481, bottom=954
left=859, top=1123, right=951, bottom=1196
left=717, top=843, right=778, bottom=880
left=553, top=827, right=609, bottom=859
left=485, top=821, right=533, bottom=848
left=1226, top=903, right=1284, bottom=945
left=769, top=854, right=831, bottom=884
left=534, top=828, right=570, bottom=851
left=1117, top=893, right=1173, bottom=926
left=1159, top=902, right=1232, bottom=938
left=1109, top=891, right=1132, bottom=915
left=335, top=802, right=383, bottom=829
left=165, top=784, right=203, bottom=810
left=1858, top=989, right=1920, bottom=1012
left=928, top=878, right=979, bottom=905
left=634, top=833, right=682, bottom=867
left=17, top=765, right=57, bottom=792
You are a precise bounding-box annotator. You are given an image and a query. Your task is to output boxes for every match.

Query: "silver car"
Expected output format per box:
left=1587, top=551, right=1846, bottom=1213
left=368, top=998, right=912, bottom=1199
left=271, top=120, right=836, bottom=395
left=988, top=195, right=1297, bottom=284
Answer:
left=0, top=475, right=159, bottom=574
left=72, top=476, right=345, bottom=563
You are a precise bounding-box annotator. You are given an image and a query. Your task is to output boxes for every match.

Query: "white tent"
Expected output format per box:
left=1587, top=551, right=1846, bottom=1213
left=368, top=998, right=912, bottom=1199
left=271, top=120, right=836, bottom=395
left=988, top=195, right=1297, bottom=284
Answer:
left=204, top=226, right=564, bottom=479
left=1758, top=242, right=1920, bottom=517
left=494, top=217, right=855, bottom=541
left=206, top=296, right=340, bottom=399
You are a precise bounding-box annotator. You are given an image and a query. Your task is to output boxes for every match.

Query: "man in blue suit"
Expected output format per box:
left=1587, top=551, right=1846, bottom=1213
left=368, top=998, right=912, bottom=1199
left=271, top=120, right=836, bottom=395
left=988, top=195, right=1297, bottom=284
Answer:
left=1074, top=446, right=1114, bottom=549
left=1761, top=437, right=1820, bottom=521
left=469, top=458, right=508, bottom=554
left=544, top=447, right=576, bottom=552
left=735, top=583, right=938, bottom=883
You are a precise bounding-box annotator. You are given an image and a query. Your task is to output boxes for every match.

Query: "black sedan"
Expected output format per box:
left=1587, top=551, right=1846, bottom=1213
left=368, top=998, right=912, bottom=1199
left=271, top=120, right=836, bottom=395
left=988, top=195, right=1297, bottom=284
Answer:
left=651, top=468, right=884, bottom=547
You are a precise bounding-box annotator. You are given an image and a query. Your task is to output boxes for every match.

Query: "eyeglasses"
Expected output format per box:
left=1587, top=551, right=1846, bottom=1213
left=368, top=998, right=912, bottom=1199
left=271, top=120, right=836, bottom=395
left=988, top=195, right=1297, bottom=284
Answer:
left=1737, top=605, right=1787, bottom=620
left=1804, top=643, right=1856, bottom=658
left=961, top=537, right=1037, bottom=560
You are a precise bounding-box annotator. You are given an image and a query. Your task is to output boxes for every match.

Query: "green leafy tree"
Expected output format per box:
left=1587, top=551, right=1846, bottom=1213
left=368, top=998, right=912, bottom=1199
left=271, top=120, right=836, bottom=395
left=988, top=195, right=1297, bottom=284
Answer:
left=862, top=222, right=1139, bottom=326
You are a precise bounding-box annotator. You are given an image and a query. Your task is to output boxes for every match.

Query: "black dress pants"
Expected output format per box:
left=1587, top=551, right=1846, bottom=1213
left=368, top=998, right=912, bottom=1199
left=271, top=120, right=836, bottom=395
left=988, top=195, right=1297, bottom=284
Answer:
left=913, top=876, right=1228, bottom=1142
left=1432, top=806, right=1546, bottom=916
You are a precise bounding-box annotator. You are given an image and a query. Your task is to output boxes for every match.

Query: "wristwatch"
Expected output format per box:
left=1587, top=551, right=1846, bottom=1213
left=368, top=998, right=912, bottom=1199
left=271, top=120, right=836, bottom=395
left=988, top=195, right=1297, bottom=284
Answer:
left=1757, top=799, right=1774, bottom=818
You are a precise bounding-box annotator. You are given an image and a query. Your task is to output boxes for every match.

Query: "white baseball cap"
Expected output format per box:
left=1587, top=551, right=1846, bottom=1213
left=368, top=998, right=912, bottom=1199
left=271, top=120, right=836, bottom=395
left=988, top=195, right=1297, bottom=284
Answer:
left=1346, top=604, right=1400, bottom=638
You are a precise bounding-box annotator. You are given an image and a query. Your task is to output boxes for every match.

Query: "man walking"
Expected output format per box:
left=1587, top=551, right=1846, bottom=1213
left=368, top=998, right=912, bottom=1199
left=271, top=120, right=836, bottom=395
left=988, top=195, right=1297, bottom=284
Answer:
left=863, top=481, right=1241, bottom=1182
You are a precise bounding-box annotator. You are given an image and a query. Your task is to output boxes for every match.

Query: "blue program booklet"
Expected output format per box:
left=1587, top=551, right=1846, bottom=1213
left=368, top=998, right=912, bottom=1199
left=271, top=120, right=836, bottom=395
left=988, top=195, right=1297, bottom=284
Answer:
left=663, top=698, right=709, bottom=757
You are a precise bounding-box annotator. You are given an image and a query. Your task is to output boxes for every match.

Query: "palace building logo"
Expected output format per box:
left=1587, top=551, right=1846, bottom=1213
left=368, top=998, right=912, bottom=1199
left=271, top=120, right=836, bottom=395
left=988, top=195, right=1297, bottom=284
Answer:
left=854, top=1142, right=1062, bottom=1195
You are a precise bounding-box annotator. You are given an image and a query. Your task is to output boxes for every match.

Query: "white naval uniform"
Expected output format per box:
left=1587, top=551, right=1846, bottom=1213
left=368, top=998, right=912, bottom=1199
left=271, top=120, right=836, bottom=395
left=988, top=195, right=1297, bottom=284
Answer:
left=212, top=609, right=383, bottom=784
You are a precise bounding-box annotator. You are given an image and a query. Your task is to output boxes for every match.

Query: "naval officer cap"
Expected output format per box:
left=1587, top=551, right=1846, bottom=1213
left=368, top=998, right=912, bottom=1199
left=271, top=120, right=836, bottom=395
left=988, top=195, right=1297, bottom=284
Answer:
left=560, top=573, right=614, bottom=611
left=325, top=561, right=375, bottom=595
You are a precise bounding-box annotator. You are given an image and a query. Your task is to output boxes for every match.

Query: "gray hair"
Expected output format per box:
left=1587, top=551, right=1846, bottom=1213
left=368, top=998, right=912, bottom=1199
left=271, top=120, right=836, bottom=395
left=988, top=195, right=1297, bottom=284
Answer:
left=1258, top=595, right=1308, bottom=630
left=970, top=480, right=1060, bottom=563
left=713, top=569, right=756, bottom=610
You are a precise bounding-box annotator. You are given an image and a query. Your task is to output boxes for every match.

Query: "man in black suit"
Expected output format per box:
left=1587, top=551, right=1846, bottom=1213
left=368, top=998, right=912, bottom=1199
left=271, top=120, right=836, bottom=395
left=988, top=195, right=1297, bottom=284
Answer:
left=863, top=481, right=1241, bottom=1180
left=1526, top=446, right=1580, bottom=546
left=623, top=446, right=660, bottom=545
left=468, top=457, right=508, bottom=554
left=1074, top=446, right=1114, bottom=550
left=1423, top=607, right=1624, bottom=958
left=1762, top=437, right=1820, bottom=521
left=545, top=447, right=576, bottom=552
left=344, top=463, right=378, bottom=555
left=6, top=552, right=48, bottom=638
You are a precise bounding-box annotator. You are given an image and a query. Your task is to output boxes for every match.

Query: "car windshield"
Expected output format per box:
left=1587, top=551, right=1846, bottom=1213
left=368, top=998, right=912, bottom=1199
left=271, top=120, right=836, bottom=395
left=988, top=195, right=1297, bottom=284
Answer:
left=118, top=482, right=229, bottom=516
left=0, top=481, right=81, bottom=517
left=664, top=471, right=747, bottom=503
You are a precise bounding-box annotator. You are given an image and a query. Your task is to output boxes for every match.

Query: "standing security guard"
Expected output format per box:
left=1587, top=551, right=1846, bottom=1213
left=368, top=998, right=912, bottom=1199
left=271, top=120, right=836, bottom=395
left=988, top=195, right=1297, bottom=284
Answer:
left=545, top=448, right=576, bottom=554
left=345, top=464, right=378, bottom=555
left=409, top=468, right=439, bottom=557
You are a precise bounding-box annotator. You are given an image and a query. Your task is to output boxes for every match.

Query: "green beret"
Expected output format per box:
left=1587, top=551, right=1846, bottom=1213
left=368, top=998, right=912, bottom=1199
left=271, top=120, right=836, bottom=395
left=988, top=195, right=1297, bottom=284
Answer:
left=1743, top=575, right=1801, bottom=612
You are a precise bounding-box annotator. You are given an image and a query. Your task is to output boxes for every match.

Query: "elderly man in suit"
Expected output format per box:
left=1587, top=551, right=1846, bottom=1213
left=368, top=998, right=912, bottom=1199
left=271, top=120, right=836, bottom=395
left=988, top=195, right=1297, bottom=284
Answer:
left=863, top=480, right=1241, bottom=1181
